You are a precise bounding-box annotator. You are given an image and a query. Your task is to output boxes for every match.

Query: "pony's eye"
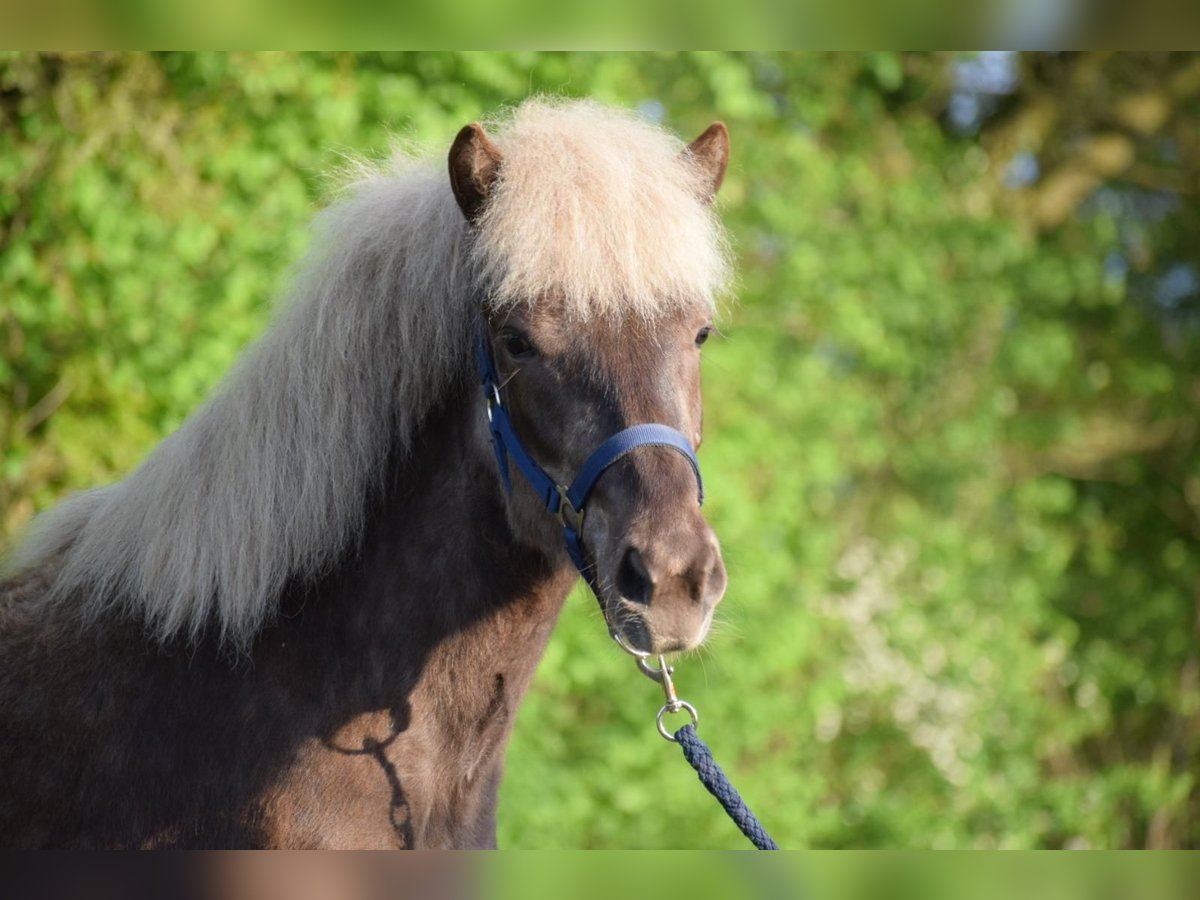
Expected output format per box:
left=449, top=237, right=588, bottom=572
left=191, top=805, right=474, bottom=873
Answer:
left=501, top=331, right=536, bottom=359
left=695, top=326, right=713, bottom=347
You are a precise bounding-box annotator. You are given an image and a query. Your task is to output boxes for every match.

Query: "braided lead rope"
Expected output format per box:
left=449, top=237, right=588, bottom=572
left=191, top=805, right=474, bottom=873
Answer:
left=674, top=723, right=780, bottom=850
left=619, top=643, right=780, bottom=850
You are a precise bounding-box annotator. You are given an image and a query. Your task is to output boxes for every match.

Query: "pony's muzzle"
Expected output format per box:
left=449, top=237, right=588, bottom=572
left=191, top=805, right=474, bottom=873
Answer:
left=610, top=525, right=727, bottom=654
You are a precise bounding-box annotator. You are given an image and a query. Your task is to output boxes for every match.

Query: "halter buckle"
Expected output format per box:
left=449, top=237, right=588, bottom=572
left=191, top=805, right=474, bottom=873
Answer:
left=484, top=383, right=502, bottom=423
left=555, top=484, right=585, bottom=533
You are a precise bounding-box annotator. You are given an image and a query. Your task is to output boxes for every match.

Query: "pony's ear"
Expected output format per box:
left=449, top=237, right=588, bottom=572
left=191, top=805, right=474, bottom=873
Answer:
left=684, top=122, right=729, bottom=203
left=448, top=123, right=503, bottom=223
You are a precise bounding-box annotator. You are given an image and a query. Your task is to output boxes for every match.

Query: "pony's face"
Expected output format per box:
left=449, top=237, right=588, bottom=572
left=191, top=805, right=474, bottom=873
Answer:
left=482, top=302, right=727, bottom=655
left=450, top=115, right=731, bottom=655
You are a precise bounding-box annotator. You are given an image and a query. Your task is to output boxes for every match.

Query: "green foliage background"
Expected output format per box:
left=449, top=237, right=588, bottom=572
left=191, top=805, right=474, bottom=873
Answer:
left=2, top=52, right=1198, bottom=848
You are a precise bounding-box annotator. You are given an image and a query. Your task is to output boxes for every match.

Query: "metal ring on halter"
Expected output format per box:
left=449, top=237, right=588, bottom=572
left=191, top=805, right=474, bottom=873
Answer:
left=610, top=629, right=676, bottom=686
left=555, top=484, right=585, bottom=533
left=610, top=628, right=652, bottom=660
left=656, top=700, right=699, bottom=741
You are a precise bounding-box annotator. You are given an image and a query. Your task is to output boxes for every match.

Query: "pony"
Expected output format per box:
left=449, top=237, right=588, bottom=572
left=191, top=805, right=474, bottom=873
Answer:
left=0, top=98, right=732, bottom=848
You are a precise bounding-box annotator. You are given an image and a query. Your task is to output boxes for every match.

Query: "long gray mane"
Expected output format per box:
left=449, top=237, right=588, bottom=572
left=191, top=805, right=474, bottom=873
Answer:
left=11, top=99, right=730, bottom=646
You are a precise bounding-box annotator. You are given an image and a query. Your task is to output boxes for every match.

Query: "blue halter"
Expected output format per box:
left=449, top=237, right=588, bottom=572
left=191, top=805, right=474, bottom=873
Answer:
left=475, top=324, right=704, bottom=588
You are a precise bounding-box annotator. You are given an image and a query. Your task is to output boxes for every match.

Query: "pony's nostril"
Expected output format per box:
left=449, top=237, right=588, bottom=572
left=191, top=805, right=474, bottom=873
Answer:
left=705, top=551, right=728, bottom=609
left=615, top=546, right=654, bottom=605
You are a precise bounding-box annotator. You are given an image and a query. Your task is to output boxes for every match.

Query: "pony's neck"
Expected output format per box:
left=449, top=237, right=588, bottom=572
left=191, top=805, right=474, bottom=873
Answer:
left=268, top=373, right=579, bottom=780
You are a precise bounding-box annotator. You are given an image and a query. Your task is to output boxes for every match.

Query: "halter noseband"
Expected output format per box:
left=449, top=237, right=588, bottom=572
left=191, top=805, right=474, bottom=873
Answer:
left=474, top=323, right=704, bottom=591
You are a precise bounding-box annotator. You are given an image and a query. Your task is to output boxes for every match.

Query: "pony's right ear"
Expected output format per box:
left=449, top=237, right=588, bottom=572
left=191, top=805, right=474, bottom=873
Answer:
left=684, top=122, right=729, bottom=204
left=448, top=123, right=503, bottom=223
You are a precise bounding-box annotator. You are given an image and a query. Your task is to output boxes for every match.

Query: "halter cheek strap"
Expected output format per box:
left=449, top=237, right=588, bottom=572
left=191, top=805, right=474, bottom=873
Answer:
left=475, top=327, right=704, bottom=588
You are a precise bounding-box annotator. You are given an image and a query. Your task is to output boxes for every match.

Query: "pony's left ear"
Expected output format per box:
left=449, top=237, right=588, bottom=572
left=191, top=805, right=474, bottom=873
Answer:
left=685, top=122, right=729, bottom=203
left=448, top=123, right=504, bottom=223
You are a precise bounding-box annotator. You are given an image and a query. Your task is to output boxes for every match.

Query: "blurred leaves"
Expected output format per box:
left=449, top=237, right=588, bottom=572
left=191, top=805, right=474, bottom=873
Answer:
left=1, top=52, right=1198, bottom=848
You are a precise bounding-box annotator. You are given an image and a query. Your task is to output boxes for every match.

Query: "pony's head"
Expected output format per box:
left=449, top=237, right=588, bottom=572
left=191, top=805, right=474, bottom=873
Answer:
left=449, top=101, right=731, bottom=655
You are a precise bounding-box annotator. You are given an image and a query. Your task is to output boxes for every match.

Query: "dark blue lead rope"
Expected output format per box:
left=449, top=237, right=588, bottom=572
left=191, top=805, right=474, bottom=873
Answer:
left=674, top=724, right=780, bottom=850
